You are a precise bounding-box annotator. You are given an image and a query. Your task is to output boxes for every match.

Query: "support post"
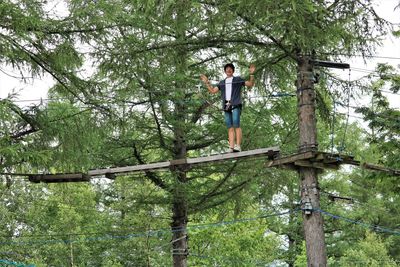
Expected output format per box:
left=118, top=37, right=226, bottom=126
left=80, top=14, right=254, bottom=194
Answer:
left=296, top=54, right=327, bottom=266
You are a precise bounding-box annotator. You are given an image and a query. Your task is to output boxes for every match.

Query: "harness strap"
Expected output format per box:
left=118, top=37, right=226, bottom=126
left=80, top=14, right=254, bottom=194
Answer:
left=224, top=101, right=241, bottom=112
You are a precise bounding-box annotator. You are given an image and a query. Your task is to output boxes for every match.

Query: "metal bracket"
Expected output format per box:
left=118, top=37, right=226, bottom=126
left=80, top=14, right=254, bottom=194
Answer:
left=303, top=201, right=313, bottom=215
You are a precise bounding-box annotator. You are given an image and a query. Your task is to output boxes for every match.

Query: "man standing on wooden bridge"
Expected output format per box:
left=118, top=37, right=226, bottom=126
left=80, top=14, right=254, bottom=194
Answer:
left=200, top=63, right=256, bottom=152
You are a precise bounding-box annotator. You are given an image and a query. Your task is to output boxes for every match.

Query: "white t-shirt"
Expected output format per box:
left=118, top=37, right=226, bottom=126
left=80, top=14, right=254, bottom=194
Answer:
left=225, top=77, right=233, bottom=101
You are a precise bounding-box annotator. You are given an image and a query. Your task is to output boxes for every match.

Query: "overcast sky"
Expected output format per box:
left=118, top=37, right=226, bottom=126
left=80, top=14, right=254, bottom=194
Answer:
left=0, top=0, right=399, bottom=108
left=335, top=0, right=400, bottom=116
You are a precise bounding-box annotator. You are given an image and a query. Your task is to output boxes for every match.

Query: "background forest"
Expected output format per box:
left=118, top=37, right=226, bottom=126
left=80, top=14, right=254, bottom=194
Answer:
left=1, top=0, right=400, bottom=266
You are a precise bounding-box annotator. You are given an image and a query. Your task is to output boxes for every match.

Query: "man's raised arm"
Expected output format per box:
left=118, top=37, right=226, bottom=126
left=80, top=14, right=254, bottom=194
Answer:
left=245, top=64, right=256, bottom=88
left=200, top=74, right=219, bottom=94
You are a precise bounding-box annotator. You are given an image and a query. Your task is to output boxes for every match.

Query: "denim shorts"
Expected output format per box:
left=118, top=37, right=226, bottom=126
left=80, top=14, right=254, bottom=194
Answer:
left=224, top=106, right=241, bottom=128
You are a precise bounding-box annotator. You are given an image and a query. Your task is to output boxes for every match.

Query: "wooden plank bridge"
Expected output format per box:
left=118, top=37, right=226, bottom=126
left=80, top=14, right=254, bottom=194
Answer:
left=28, top=147, right=280, bottom=183
left=10, top=146, right=397, bottom=183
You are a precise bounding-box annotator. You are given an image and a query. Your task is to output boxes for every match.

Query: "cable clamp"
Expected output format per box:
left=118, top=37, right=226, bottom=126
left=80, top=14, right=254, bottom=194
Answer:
left=303, top=201, right=313, bottom=215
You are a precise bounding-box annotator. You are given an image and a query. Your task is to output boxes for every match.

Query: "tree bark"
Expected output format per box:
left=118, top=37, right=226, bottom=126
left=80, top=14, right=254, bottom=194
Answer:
left=171, top=191, right=188, bottom=267
left=171, top=1, right=190, bottom=266
left=296, top=55, right=327, bottom=266
left=170, top=110, right=189, bottom=267
left=170, top=119, right=188, bottom=267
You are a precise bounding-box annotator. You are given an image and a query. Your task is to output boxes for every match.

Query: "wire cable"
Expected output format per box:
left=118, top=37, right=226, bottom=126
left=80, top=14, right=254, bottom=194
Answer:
left=338, top=70, right=352, bottom=153
left=179, top=253, right=272, bottom=266
left=330, top=87, right=336, bottom=154
left=314, top=208, right=400, bottom=236
left=0, top=259, right=34, bottom=267
left=0, top=209, right=297, bottom=246
left=154, top=235, right=187, bottom=251
left=320, top=52, right=400, bottom=61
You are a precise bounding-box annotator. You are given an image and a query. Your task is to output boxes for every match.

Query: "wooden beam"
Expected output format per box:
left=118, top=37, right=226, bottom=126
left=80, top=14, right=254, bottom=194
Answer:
left=294, top=160, right=339, bottom=170
left=185, top=147, right=280, bottom=165
left=320, top=153, right=355, bottom=164
left=88, top=161, right=171, bottom=177
left=27, top=146, right=280, bottom=182
left=14, top=148, right=400, bottom=183
left=265, top=151, right=316, bottom=168
left=362, top=163, right=400, bottom=176
left=29, top=173, right=90, bottom=183
left=311, top=60, right=350, bottom=69
left=88, top=146, right=280, bottom=177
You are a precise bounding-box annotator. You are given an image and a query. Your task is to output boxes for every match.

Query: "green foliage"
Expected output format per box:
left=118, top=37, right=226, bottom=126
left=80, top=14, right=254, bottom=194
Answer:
left=294, top=241, right=307, bottom=267
left=338, top=232, right=397, bottom=266
left=1, top=0, right=398, bottom=266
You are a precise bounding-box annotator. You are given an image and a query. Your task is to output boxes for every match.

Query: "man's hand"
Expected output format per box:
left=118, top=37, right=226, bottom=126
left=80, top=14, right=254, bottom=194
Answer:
left=249, top=64, right=256, bottom=74
left=200, top=74, right=209, bottom=84
left=200, top=74, right=218, bottom=94
left=245, top=64, right=256, bottom=88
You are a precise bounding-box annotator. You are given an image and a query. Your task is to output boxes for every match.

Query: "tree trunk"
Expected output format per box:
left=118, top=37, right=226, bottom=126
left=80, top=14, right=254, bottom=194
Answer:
left=171, top=192, right=188, bottom=267
left=170, top=122, right=188, bottom=267
left=171, top=1, right=190, bottom=266
left=296, top=55, right=327, bottom=266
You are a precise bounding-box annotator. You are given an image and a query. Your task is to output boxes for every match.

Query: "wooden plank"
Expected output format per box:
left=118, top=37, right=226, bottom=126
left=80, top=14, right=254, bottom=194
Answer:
left=294, top=160, right=339, bottom=170
left=322, top=154, right=355, bottom=164
left=339, top=158, right=361, bottom=166
left=88, top=161, right=171, bottom=176
left=90, top=146, right=279, bottom=176
left=362, top=163, right=400, bottom=176
left=187, top=147, right=280, bottom=165
left=265, top=151, right=315, bottom=168
left=315, top=153, right=326, bottom=161
left=29, top=173, right=90, bottom=183
left=8, top=148, right=400, bottom=183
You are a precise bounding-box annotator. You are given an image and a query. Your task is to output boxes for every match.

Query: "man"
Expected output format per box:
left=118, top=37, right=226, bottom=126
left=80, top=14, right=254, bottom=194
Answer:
left=200, top=63, right=255, bottom=152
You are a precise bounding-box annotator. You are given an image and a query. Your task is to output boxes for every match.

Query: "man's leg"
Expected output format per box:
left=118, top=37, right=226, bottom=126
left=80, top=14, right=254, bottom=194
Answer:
left=232, top=107, right=242, bottom=151
left=224, top=111, right=235, bottom=151
left=228, top=127, right=235, bottom=149
left=235, top=127, right=242, bottom=147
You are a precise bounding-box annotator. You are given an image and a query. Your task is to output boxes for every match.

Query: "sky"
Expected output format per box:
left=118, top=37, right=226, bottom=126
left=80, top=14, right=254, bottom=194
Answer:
left=0, top=0, right=399, bottom=108
left=333, top=0, right=400, bottom=109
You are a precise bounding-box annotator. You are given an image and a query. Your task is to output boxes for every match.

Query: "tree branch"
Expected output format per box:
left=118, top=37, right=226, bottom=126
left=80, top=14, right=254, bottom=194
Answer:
left=132, top=144, right=167, bottom=190
left=194, top=162, right=238, bottom=207
left=191, top=179, right=249, bottom=213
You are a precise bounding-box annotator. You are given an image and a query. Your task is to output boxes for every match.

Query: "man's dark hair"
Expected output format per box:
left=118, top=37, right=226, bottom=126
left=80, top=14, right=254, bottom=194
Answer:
left=224, top=63, right=235, bottom=72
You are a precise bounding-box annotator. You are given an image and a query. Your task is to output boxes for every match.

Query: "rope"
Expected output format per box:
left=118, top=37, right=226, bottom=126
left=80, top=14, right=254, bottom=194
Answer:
left=330, top=87, right=336, bottom=154
left=338, top=69, right=351, bottom=153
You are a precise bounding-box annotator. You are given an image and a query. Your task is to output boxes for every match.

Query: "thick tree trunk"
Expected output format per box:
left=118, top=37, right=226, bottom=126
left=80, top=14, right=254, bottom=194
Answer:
left=296, top=55, right=327, bottom=266
left=171, top=1, right=190, bottom=265
left=171, top=124, right=189, bottom=267
left=171, top=194, right=188, bottom=267
left=170, top=129, right=189, bottom=267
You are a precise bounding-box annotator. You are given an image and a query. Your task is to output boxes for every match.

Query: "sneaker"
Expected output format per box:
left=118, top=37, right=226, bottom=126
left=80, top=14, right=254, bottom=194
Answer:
left=227, top=147, right=234, bottom=153
left=233, top=145, right=241, bottom=152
